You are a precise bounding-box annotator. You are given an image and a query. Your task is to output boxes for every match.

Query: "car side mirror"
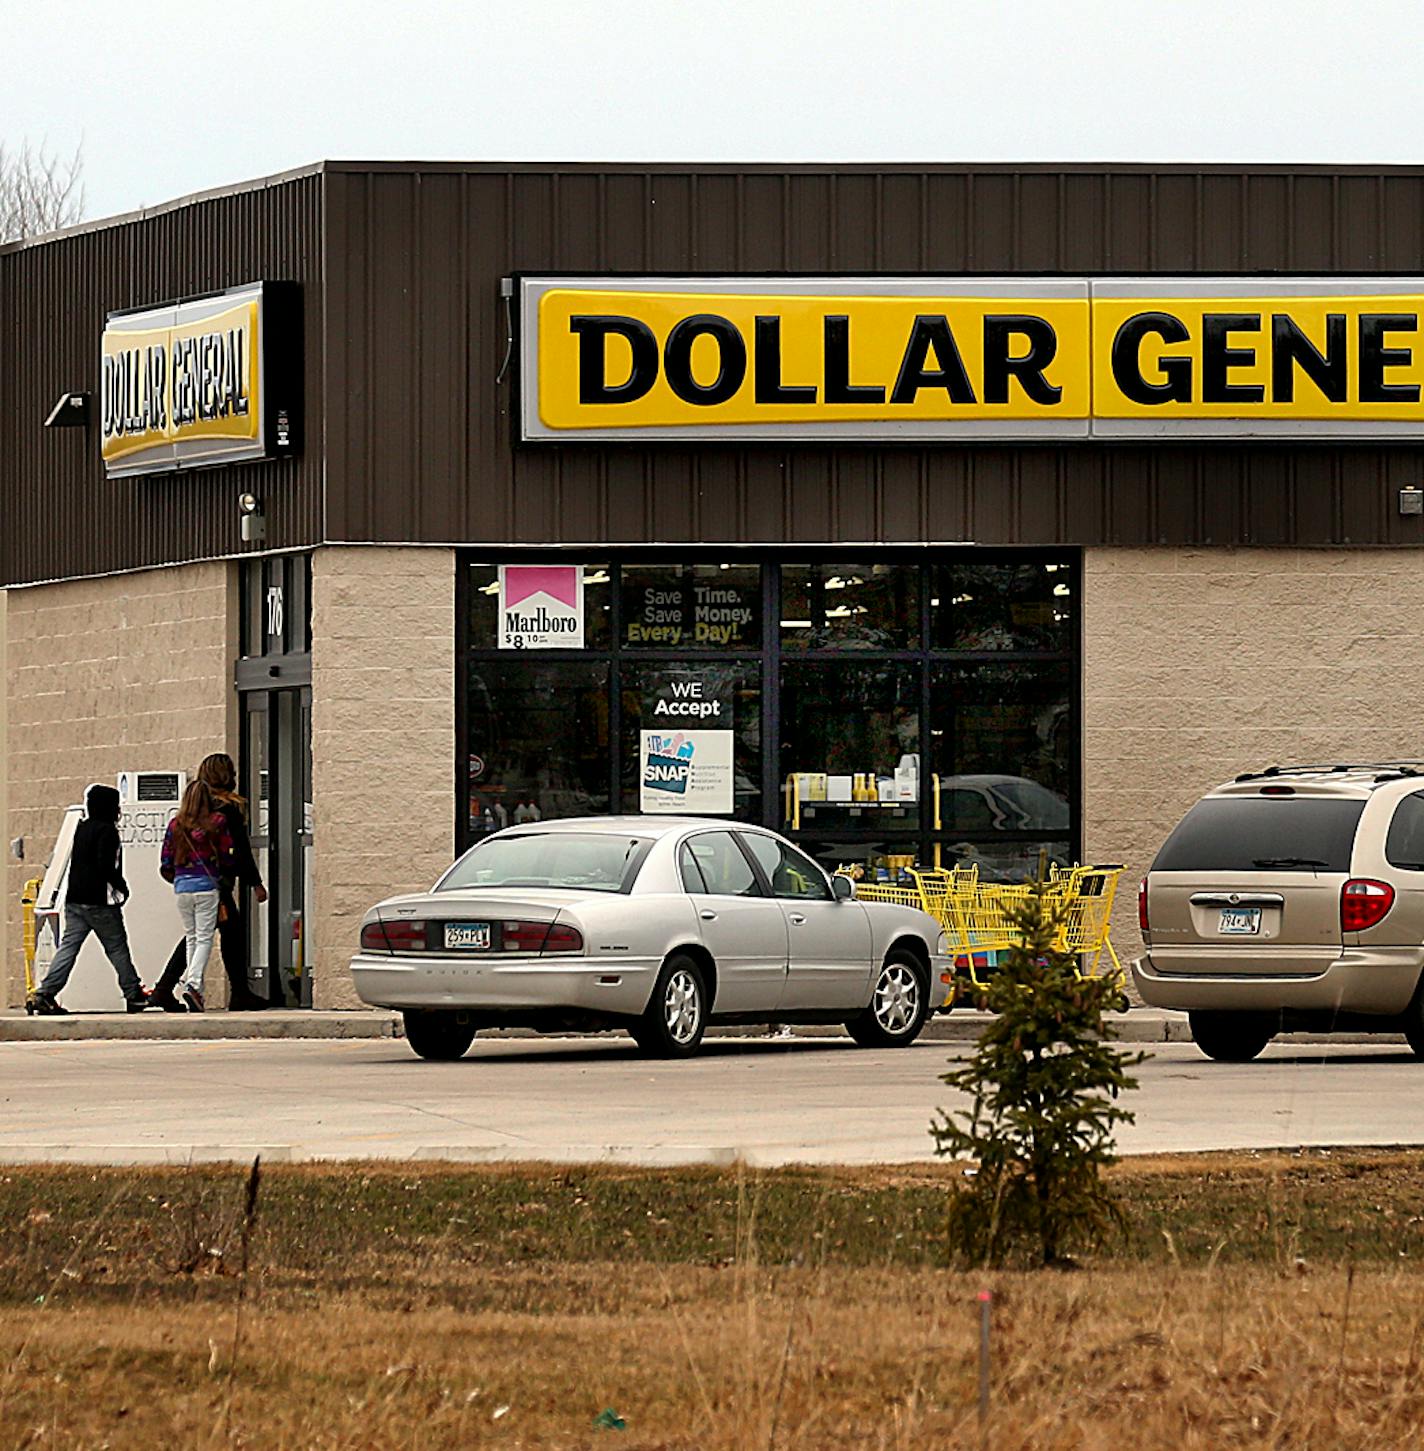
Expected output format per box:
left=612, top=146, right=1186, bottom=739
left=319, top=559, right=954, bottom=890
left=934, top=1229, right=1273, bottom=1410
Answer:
left=831, top=873, right=855, bottom=901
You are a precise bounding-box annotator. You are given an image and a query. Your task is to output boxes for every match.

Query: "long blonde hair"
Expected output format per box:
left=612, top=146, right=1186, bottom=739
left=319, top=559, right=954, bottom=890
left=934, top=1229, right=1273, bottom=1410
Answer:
left=197, top=753, right=246, bottom=818
left=171, top=780, right=219, bottom=867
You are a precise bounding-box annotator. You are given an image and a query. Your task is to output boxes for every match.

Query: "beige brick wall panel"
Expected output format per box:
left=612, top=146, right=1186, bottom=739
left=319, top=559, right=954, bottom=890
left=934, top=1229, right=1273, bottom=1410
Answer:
left=1083, top=547, right=1424, bottom=980
left=3, top=563, right=237, bottom=1006
left=311, top=547, right=455, bottom=1010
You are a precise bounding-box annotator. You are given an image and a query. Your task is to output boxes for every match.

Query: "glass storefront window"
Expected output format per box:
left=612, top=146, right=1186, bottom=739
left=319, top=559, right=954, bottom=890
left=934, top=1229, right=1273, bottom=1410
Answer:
left=467, top=562, right=612, bottom=650
left=467, top=660, right=611, bottom=839
left=621, top=563, right=761, bottom=650
left=936, top=837, right=1073, bottom=884
left=781, top=562, right=919, bottom=651
left=930, top=661, right=1072, bottom=835
left=780, top=661, right=920, bottom=833
left=459, top=555, right=1080, bottom=866
left=930, top=559, right=1074, bottom=653
left=620, top=662, right=761, bottom=821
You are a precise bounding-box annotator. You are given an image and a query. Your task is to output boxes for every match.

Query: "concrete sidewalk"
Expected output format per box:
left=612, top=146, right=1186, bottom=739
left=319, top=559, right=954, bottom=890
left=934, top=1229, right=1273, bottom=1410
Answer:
left=1, top=1006, right=1394, bottom=1047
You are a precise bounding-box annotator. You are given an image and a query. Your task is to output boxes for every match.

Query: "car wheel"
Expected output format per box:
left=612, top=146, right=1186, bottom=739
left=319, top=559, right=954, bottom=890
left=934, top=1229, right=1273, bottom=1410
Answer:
left=632, top=954, right=707, bottom=1058
left=845, top=952, right=930, bottom=1048
left=402, top=1010, right=478, bottom=1061
left=1401, top=982, right=1424, bottom=1060
left=1188, top=1010, right=1273, bottom=1063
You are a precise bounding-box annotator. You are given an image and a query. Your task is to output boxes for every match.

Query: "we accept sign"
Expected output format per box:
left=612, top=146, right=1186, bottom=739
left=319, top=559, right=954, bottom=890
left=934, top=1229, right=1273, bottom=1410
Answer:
left=639, top=675, right=734, bottom=814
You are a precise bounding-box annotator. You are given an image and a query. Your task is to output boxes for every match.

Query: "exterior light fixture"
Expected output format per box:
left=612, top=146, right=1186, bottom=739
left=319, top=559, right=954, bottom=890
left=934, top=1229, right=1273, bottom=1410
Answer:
left=44, top=392, right=89, bottom=428
left=238, top=490, right=266, bottom=543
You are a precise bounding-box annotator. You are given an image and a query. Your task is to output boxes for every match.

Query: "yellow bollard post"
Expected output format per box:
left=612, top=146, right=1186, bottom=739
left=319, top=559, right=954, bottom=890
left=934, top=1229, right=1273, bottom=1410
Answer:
left=21, top=876, right=41, bottom=999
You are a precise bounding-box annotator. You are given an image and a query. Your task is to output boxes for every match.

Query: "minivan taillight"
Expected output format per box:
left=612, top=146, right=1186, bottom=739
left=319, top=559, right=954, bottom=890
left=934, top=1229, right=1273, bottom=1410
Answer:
left=1138, top=877, right=1149, bottom=938
left=360, top=919, right=427, bottom=951
left=1342, top=879, right=1395, bottom=933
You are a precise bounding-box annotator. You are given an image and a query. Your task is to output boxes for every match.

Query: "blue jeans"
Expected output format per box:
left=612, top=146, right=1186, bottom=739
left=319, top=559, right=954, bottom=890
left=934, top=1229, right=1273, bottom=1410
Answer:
left=37, top=904, right=143, bottom=1004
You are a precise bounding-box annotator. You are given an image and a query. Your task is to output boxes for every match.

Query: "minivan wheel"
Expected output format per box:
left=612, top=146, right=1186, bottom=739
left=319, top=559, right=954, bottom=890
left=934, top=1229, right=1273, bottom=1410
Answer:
left=1188, top=1010, right=1273, bottom=1063
left=1401, top=986, right=1424, bottom=1060
left=403, top=1010, right=478, bottom=1061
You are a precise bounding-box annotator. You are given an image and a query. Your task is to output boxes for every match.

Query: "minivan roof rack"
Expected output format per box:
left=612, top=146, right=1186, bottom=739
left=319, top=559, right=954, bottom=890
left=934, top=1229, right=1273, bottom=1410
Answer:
left=1233, top=762, right=1424, bottom=784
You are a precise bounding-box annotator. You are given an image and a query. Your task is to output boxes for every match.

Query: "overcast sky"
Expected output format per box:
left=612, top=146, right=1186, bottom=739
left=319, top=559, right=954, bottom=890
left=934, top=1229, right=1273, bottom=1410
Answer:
left=5, top=0, right=1424, bottom=224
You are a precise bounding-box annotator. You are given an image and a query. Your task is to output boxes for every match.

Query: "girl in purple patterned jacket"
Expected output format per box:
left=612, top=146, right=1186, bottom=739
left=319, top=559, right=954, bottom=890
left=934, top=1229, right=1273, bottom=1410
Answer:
left=160, top=781, right=236, bottom=1012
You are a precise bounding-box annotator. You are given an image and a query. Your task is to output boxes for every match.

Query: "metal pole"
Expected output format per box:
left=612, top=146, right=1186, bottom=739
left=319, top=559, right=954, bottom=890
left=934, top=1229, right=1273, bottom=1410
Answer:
left=978, top=1289, right=992, bottom=1447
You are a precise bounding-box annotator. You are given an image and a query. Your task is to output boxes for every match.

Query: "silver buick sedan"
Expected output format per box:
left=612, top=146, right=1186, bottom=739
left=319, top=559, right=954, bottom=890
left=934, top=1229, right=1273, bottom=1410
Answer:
left=350, top=817, right=952, bottom=1060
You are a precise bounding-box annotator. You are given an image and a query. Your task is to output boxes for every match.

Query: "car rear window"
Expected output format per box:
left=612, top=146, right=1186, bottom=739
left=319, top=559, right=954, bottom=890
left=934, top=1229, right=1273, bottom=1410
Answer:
left=1152, top=797, right=1365, bottom=873
left=437, top=833, right=651, bottom=893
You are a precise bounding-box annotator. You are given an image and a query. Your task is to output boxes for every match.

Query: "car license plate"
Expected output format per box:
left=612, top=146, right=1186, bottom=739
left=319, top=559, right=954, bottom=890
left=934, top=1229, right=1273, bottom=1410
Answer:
left=443, top=922, right=491, bottom=950
left=1218, top=907, right=1261, bottom=936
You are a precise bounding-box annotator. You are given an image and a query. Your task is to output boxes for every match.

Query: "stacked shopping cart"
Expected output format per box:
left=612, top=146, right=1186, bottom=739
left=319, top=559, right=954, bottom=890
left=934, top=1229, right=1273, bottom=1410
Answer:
left=849, top=861, right=1125, bottom=1001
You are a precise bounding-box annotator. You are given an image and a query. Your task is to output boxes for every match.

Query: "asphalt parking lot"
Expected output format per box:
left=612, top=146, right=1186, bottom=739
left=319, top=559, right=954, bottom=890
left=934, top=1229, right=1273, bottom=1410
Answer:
left=2, top=1035, right=1421, bottom=1165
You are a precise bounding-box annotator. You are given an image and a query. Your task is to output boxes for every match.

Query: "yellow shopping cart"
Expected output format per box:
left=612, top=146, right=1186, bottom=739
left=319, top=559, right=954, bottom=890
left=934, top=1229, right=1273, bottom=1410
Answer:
left=846, top=861, right=1126, bottom=998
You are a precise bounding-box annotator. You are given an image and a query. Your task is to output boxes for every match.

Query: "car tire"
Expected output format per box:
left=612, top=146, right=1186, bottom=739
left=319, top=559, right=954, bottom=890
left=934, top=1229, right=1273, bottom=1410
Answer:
left=1401, top=981, right=1424, bottom=1060
left=845, top=952, right=930, bottom=1048
left=1188, top=1010, right=1273, bottom=1063
left=402, top=1010, right=478, bottom=1062
left=632, top=954, right=708, bottom=1059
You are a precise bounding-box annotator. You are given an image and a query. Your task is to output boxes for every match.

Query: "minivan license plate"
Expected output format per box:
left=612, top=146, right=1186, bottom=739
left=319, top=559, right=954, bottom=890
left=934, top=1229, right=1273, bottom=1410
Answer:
left=443, top=922, right=491, bottom=950
left=1218, top=907, right=1261, bottom=936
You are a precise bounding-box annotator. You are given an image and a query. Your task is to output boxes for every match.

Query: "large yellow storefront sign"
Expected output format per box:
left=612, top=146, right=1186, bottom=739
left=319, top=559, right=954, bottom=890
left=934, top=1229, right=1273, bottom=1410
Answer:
left=519, top=278, right=1424, bottom=441
left=101, top=283, right=269, bottom=476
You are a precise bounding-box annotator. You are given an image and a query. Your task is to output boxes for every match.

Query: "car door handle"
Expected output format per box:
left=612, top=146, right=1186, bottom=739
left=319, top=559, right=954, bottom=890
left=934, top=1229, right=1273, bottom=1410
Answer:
left=789, top=913, right=807, bottom=925
left=700, top=910, right=717, bottom=920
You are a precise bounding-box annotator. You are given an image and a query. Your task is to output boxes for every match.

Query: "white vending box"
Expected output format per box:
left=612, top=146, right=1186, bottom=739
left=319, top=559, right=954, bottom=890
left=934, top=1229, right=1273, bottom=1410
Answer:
left=32, top=771, right=187, bottom=1009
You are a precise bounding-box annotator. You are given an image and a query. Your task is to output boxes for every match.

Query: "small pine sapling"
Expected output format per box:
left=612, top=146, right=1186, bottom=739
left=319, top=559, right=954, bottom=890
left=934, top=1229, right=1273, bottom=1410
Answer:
left=931, top=875, right=1143, bottom=1267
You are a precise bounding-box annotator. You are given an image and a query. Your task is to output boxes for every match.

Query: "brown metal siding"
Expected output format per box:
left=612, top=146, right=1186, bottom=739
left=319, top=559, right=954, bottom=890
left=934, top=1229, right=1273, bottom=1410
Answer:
left=321, top=164, right=1424, bottom=551
left=0, top=172, right=323, bottom=586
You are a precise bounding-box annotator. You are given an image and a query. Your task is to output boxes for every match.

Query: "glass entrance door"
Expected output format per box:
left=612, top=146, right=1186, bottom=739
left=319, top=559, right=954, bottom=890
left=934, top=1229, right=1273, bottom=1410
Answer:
left=241, top=685, right=313, bottom=1007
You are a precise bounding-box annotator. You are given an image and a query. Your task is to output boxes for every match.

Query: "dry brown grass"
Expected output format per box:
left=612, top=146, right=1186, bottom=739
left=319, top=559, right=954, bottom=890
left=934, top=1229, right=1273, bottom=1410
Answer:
left=2, top=1155, right=1424, bottom=1447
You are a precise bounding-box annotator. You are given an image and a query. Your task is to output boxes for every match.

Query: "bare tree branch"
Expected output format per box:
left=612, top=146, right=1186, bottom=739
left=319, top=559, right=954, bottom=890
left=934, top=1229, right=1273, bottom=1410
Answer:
left=0, top=139, right=85, bottom=243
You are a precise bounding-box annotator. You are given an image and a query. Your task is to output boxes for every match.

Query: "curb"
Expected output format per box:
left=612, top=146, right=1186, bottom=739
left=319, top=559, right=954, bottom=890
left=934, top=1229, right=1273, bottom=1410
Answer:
left=0, top=1010, right=402, bottom=1042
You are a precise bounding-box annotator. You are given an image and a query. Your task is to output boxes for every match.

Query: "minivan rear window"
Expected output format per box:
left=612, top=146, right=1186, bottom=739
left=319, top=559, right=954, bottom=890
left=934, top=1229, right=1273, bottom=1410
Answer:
left=1152, top=797, right=1365, bottom=873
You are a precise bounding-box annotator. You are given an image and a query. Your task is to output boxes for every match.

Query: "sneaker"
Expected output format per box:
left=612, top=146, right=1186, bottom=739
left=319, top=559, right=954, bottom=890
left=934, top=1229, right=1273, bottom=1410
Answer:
left=181, top=987, right=205, bottom=1013
left=126, top=996, right=149, bottom=1013
left=27, top=993, right=67, bottom=1016
left=148, top=987, right=186, bottom=1013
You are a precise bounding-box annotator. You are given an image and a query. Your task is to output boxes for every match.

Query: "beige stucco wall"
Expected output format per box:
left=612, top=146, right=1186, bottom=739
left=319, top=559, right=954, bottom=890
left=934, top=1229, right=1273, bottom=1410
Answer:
left=310, top=547, right=455, bottom=1008
left=1083, top=547, right=1424, bottom=968
left=3, top=563, right=237, bottom=1006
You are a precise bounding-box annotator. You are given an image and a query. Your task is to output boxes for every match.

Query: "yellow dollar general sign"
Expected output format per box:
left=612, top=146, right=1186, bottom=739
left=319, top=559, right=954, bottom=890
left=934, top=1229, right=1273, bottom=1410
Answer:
left=519, top=278, right=1424, bottom=441
left=101, top=282, right=274, bottom=477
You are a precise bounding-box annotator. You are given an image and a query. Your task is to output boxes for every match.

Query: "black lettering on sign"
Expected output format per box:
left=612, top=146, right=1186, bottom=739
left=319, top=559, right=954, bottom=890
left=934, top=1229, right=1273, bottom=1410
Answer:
left=664, top=314, right=746, bottom=406
left=1111, top=312, right=1192, bottom=404
left=1359, top=314, right=1421, bottom=403
left=1201, top=314, right=1264, bottom=404
left=823, top=315, right=884, bottom=404
left=982, top=315, right=1061, bottom=405
left=1271, top=314, right=1347, bottom=403
left=754, top=316, right=816, bottom=403
left=569, top=316, right=658, bottom=404
left=889, top=315, right=976, bottom=405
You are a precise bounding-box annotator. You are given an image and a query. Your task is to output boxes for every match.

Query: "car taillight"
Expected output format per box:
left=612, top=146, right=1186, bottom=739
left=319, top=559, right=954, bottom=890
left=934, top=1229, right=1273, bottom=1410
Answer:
left=502, top=920, right=552, bottom=952
left=1342, top=879, right=1395, bottom=933
left=500, top=920, right=585, bottom=953
left=1138, top=877, right=1150, bottom=938
left=360, top=919, right=427, bottom=951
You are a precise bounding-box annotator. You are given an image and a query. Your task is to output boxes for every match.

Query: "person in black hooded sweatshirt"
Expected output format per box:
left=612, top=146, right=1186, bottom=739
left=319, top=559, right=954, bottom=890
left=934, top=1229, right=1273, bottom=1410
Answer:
left=28, top=784, right=150, bottom=1014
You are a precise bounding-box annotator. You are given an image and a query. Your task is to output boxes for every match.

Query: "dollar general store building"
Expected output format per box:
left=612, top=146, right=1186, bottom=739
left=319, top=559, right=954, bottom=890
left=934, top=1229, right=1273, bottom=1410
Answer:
left=4, top=162, right=1424, bottom=1007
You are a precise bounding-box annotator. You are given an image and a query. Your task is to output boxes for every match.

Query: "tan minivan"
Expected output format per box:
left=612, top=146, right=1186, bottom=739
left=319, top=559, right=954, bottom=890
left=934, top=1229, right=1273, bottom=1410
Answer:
left=1134, top=764, right=1424, bottom=1061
